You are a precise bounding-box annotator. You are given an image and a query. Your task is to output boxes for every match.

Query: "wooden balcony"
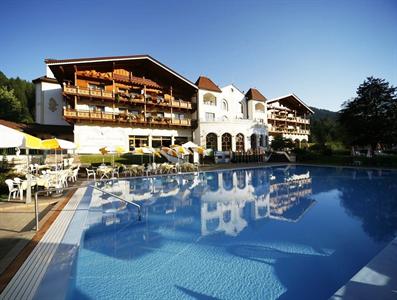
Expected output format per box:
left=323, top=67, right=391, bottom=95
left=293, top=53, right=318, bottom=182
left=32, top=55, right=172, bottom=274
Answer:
left=64, top=85, right=193, bottom=111
left=64, top=86, right=114, bottom=99
left=268, top=114, right=310, bottom=124
left=171, top=99, right=192, bottom=109
left=269, top=127, right=310, bottom=135
left=63, top=108, right=191, bottom=127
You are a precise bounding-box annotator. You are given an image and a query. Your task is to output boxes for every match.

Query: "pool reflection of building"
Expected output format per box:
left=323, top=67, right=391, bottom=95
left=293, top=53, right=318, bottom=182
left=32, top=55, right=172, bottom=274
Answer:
left=200, top=168, right=314, bottom=236
left=98, top=167, right=314, bottom=237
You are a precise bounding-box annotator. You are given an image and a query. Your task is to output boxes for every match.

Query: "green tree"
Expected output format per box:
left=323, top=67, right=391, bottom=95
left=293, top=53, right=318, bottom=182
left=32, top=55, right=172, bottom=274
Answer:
left=271, top=135, right=294, bottom=151
left=339, top=77, right=397, bottom=150
left=0, top=86, right=22, bottom=121
left=0, top=71, right=35, bottom=123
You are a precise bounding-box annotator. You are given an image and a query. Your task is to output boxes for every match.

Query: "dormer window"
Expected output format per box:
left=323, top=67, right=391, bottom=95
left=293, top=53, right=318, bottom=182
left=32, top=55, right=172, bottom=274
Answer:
left=203, top=93, right=217, bottom=106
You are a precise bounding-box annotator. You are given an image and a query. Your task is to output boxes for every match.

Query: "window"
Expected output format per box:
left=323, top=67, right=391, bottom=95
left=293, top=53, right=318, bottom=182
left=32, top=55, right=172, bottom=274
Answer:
left=259, top=135, right=264, bottom=147
left=251, top=134, right=257, bottom=149
left=88, top=83, right=105, bottom=90
left=174, top=136, right=188, bottom=145
left=203, top=93, right=217, bottom=106
left=222, top=172, right=233, bottom=191
left=206, top=133, right=218, bottom=151
left=222, top=99, right=228, bottom=111
left=221, top=133, right=232, bottom=151
left=152, top=136, right=171, bottom=148
left=240, top=102, right=244, bottom=114
left=205, top=112, right=215, bottom=121
left=236, top=133, right=245, bottom=152
left=174, top=113, right=185, bottom=120
left=129, top=135, right=148, bottom=150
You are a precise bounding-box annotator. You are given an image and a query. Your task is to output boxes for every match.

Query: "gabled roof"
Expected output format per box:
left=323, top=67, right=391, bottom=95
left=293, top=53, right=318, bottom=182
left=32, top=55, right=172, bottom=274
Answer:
left=268, top=94, right=314, bottom=114
left=32, top=76, right=59, bottom=84
left=221, top=84, right=245, bottom=96
left=245, top=88, right=267, bottom=102
left=45, top=54, right=197, bottom=89
left=195, top=76, right=222, bottom=93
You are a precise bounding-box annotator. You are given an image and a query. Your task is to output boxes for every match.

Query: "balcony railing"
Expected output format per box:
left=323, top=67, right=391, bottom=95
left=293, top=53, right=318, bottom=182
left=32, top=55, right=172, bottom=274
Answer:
left=269, top=127, right=310, bottom=135
left=64, top=85, right=193, bottom=110
left=267, top=114, right=310, bottom=124
left=64, top=86, right=114, bottom=99
left=63, top=108, right=191, bottom=127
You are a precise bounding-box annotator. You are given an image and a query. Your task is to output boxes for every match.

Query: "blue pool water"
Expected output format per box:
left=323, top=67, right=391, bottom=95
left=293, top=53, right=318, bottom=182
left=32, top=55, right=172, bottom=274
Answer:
left=53, top=166, right=397, bottom=299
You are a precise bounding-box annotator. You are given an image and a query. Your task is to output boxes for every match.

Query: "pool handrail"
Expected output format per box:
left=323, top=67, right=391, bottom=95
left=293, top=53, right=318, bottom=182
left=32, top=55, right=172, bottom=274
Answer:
left=89, top=184, right=142, bottom=221
left=33, top=181, right=142, bottom=231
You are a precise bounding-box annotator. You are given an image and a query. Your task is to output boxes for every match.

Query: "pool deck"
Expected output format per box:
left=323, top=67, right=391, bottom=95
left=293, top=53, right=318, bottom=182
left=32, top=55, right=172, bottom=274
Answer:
left=0, top=185, right=81, bottom=294
left=330, top=237, right=397, bottom=300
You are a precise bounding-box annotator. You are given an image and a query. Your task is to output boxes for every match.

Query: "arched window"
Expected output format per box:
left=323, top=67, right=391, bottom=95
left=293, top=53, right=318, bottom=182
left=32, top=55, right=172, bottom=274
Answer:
left=250, top=134, right=257, bottom=149
left=206, top=133, right=218, bottom=151
left=223, top=210, right=231, bottom=223
left=236, top=170, right=246, bottom=190
left=255, top=102, right=265, bottom=112
left=294, top=138, right=300, bottom=148
left=203, top=93, right=217, bottom=106
left=222, top=172, right=233, bottom=191
left=236, top=133, right=245, bottom=152
left=259, top=135, right=264, bottom=147
left=222, top=99, right=228, bottom=111
left=221, top=133, right=232, bottom=151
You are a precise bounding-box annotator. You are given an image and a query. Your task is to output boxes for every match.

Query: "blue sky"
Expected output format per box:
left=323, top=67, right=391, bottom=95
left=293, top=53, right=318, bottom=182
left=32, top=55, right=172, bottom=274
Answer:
left=0, top=0, right=396, bottom=111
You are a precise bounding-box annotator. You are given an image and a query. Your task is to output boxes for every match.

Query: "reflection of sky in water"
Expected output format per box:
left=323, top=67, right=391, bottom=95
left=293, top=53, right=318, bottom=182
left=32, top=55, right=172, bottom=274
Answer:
left=68, top=166, right=397, bottom=300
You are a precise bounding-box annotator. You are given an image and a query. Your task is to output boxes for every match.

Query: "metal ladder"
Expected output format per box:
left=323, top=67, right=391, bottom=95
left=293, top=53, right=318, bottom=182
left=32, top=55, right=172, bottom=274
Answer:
left=90, top=185, right=142, bottom=221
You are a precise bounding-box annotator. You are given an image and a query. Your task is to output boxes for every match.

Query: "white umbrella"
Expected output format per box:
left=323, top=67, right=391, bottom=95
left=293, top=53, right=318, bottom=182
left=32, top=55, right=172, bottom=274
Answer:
left=182, top=141, right=199, bottom=149
left=0, top=125, right=43, bottom=203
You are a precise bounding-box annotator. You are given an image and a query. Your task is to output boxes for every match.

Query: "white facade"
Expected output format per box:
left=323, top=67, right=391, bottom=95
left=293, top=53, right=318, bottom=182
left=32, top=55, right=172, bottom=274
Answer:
left=74, top=124, right=192, bottom=154
left=194, top=84, right=267, bottom=151
left=247, top=99, right=267, bottom=124
left=267, top=95, right=312, bottom=143
left=34, top=81, right=69, bottom=126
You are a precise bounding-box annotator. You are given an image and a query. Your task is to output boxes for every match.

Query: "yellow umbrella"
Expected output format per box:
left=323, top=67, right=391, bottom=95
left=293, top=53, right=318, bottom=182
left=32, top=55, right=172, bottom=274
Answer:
left=115, top=146, right=124, bottom=154
left=174, top=146, right=191, bottom=155
left=41, top=138, right=76, bottom=150
left=196, top=146, right=206, bottom=155
left=99, top=147, right=109, bottom=155
left=132, top=147, right=145, bottom=155
left=22, top=133, right=43, bottom=149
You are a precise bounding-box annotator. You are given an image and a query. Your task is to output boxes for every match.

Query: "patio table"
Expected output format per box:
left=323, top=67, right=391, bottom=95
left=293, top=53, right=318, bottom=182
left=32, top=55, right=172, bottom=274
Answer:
left=97, top=166, right=114, bottom=179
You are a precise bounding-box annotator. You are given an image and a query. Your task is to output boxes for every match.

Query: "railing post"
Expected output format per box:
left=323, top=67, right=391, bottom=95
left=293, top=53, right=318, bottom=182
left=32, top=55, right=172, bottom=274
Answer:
left=34, top=192, right=39, bottom=231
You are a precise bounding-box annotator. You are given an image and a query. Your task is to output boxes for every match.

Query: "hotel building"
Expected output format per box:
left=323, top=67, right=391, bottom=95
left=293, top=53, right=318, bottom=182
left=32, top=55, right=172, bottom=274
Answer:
left=33, top=54, right=313, bottom=153
left=267, top=94, right=313, bottom=145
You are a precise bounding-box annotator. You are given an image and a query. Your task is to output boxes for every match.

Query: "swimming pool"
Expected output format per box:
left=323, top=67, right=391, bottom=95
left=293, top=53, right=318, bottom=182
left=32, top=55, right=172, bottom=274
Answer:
left=35, top=165, right=397, bottom=299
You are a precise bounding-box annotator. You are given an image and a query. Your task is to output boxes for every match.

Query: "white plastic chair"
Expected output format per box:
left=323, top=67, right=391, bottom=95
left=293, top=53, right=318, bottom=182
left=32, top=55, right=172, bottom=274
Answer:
left=86, top=168, right=96, bottom=181
left=112, top=166, right=120, bottom=178
left=13, top=177, right=24, bottom=200
left=69, top=168, right=79, bottom=182
left=5, top=179, right=19, bottom=201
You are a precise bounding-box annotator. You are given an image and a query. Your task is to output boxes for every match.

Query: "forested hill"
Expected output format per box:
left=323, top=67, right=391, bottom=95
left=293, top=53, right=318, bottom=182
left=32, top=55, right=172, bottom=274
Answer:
left=0, top=71, right=35, bottom=123
left=309, top=106, right=339, bottom=121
